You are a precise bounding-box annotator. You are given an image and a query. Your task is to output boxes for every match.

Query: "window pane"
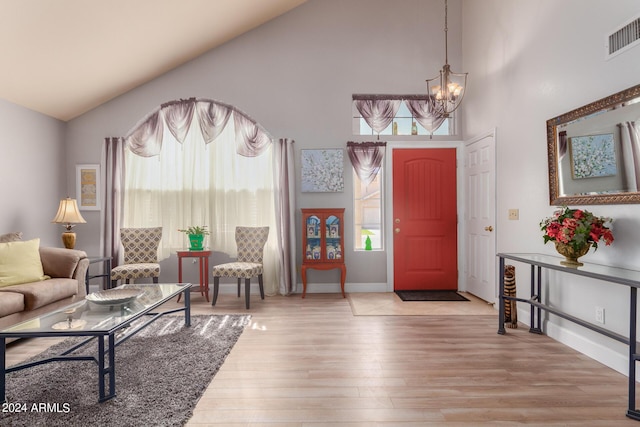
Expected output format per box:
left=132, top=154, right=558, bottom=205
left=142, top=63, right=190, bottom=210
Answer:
left=352, top=97, right=455, bottom=136
left=353, top=169, right=383, bottom=250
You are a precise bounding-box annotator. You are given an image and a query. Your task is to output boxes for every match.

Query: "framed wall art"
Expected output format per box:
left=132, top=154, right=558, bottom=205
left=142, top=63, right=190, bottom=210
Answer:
left=569, top=133, right=617, bottom=179
left=301, top=149, right=344, bottom=192
left=76, top=164, right=101, bottom=210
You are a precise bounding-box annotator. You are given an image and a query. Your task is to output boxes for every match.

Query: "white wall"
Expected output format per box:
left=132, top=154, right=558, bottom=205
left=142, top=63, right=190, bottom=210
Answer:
left=0, top=99, right=67, bottom=246
left=64, top=0, right=463, bottom=288
left=463, top=0, right=640, bottom=374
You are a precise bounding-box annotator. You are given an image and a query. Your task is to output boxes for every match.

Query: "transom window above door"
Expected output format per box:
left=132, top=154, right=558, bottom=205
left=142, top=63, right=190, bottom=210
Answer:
left=352, top=94, right=456, bottom=137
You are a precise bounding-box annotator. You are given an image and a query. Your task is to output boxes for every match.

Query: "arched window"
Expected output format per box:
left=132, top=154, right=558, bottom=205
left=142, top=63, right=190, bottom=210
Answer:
left=105, top=98, right=295, bottom=295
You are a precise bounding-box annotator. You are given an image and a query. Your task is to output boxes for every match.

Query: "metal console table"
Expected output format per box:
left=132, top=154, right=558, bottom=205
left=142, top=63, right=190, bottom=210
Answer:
left=497, top=253, right=640, bottom=421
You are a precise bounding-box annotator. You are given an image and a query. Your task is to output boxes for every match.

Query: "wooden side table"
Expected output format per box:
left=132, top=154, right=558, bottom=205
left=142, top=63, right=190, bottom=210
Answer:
left=177, top=250, right=211, bottom=302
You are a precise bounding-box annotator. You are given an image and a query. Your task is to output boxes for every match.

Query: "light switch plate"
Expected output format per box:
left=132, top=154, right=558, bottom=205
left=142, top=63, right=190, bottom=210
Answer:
left=508, top=209, right=519, bottom=220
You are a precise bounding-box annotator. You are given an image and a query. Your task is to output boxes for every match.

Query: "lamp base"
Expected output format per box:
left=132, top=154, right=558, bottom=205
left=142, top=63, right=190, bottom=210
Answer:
left=61, top=231, right=76, bottom=249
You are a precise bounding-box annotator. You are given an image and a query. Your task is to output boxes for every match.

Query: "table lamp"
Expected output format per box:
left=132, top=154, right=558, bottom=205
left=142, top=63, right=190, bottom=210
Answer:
left=51, top=197, right=86, bottom=249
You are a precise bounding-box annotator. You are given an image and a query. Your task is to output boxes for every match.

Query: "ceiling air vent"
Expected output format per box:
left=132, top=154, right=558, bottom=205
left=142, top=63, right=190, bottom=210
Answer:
left=606, top=14, right=640, bottom=60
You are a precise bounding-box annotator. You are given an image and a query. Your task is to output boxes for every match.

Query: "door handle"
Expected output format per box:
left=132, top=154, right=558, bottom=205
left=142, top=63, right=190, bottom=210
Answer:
left=484, top=226, right=493, bottom=232
left=395, top=228, right=401, bottom=234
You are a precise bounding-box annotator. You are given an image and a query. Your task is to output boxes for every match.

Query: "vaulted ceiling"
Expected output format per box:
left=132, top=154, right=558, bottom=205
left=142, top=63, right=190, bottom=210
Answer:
left=0, top=0, right=307, bottom=121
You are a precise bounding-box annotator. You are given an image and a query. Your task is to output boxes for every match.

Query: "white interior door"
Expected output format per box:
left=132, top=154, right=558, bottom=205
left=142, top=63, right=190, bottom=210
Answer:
left=464, top=131, right=496, bottom=303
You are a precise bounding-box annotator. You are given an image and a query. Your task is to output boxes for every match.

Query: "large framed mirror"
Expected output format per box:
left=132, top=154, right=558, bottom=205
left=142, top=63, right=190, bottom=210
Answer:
left=547, top=83, right=640, bottom=205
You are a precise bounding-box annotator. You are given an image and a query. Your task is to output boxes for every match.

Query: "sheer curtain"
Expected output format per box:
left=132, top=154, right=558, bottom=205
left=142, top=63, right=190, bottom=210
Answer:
left=121, top=101, right=280, bottom=295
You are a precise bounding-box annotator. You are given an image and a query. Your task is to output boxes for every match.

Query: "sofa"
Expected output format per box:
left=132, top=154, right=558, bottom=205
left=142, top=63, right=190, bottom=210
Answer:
left=0, top=232, right=89, bottom=330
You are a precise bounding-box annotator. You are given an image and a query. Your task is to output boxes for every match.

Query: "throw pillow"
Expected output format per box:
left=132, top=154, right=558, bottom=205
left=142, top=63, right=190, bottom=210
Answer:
left=0, top=231, right=23, bottom=243
left=0, top=238, right=46, bottom=288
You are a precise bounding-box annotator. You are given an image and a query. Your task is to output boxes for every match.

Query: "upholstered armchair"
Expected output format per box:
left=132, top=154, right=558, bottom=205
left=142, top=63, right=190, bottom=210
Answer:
left=211, top=226, right=269, bottom=309
left=110, top=227, right=162, bottom=287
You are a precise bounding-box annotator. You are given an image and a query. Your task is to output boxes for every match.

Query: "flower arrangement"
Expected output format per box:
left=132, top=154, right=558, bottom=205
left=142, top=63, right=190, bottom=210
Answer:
left=540, top=206, right=613, bottom=251
left=177, top=226, right=210, bottom=236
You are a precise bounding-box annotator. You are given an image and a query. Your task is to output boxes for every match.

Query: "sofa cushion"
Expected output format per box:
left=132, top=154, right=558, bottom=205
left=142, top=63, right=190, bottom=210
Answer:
left=0, top=279, right=78, bottom=311
left=0, top=231, right=22, bottom=243
left=0, top=239, right=46, bottom=288
left=0, top=291, right=25, bottom=317
left=39, top=247, right=86, bottom=279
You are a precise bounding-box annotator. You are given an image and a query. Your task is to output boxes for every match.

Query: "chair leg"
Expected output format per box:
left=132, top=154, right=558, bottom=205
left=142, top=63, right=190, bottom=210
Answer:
left=245, top=278, right=251, bottom=309
left=153, top=277, right=159, bottom=284
left=237, top=278, right=241, bottom=298
left=125, top=279, right=130, bottom=284
left=110, top=280, right=117, bottom=289
left=212, top=277, right=220, bottom=306
left=258, top=274, right=264, bottom=300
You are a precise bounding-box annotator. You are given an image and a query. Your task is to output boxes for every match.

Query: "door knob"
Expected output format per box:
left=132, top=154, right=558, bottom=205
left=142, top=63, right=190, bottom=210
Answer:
left=395, top=228, right=401, bottom=233
left=395, top=218, right=400, bottom=223
left=484, top=226, right=493, bottom=232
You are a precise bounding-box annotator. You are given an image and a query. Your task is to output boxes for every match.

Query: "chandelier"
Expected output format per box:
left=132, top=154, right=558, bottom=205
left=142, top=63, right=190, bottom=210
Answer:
left=426, top=0, right=468, bottom=118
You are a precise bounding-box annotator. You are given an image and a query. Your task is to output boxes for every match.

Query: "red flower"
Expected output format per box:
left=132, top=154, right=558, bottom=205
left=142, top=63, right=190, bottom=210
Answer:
left=540, top=206, right=613, bottom=251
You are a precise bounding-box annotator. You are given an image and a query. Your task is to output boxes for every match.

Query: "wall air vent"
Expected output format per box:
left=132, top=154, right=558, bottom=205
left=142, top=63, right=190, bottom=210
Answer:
left=606, top=14, right=640, bottom=60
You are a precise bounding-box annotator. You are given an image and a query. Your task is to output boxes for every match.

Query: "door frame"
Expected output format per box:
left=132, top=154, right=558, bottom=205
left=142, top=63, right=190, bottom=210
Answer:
left=385, top=141, right=464, bottom=292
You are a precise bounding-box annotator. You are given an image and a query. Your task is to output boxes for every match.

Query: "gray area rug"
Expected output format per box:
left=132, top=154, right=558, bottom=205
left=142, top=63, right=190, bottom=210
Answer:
left=0, top=314, right=250, bottom=427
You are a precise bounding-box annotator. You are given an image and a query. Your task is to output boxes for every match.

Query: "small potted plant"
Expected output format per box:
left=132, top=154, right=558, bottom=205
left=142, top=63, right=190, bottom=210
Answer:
left=178, top=226, right=210, bottom=251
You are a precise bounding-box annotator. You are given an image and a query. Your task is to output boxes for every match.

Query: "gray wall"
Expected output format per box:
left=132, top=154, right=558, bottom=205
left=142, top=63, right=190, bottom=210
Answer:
left=63, top=0, right=463, bottom=287
left=0, top=98, right=66, bottom=246
left=463, top=0, right=640, bottom=374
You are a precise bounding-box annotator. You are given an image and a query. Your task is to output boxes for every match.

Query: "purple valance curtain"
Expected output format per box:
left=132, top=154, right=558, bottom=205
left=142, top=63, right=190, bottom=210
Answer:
left=353, top=99, right=401, bottom=134
left=162, top=99, right=196, bottom=144
left=196, top=101, right=232, bottom=144
left=126, top=111, right=163, bottom=157
left=352, top=94, right=448, bottom=135
left=124, top=98, right=273, bottom=158
left=346, top=141, right=386, bottom=185
left=234, top=113, right=273, bottom=157
left=404, top=99, right=446, bottom=135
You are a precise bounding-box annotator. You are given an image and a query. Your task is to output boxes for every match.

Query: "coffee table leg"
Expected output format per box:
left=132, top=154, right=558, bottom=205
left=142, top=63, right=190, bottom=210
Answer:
left=0, top=337, right=5, bottom=403
left=98, top=334, right=116, bottom=402
left=184, top=286, right=191, bottom=327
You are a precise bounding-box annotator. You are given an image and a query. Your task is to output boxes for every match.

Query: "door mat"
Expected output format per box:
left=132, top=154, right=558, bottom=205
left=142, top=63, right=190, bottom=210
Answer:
left=395, top=290, right=470, bottom=302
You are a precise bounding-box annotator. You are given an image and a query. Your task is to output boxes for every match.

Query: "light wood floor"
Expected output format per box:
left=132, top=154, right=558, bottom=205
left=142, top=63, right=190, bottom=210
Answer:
left=5, top=292, right=638, bottom=426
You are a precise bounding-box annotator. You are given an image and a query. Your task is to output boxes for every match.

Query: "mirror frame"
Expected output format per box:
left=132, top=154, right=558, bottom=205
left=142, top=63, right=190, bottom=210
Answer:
left=547, top=83, right=640, bottom=205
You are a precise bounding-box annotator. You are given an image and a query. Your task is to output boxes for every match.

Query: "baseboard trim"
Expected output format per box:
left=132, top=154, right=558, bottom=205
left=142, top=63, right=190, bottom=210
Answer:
left=516, top=307, right=628, bottom=376
left=215, top=282, right=389, bottom=295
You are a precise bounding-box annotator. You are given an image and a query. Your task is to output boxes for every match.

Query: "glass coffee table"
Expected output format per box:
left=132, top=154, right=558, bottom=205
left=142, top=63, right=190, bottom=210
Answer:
left=0, top=283, right=191, bottom=403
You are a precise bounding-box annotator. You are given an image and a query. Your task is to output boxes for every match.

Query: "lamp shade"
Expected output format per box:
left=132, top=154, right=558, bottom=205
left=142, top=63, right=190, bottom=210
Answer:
left=51, top=198, right=86, bottom=229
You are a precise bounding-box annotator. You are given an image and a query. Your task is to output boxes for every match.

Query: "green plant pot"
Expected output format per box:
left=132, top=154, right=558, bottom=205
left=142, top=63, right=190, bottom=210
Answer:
left=188, top=234, right=204, bottom=251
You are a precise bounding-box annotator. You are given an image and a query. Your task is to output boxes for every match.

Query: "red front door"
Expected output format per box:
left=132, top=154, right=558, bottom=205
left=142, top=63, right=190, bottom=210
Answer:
left=393, top=148, right=457, bottom=290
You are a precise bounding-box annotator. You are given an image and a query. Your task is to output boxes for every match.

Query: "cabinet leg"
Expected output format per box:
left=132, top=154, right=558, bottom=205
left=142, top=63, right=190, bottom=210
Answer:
left=340, top=266, right=346, bottom=298
left=301, top=267, right=307, bottom=298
